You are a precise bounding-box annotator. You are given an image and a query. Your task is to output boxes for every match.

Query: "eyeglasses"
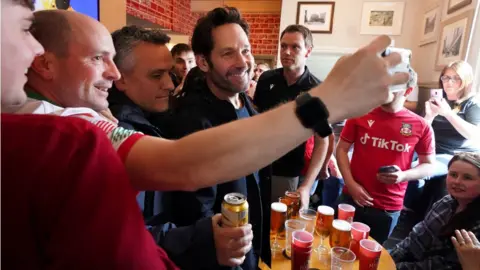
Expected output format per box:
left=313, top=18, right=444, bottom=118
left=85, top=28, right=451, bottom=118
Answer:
left=440, top=75, right=461, bottom=83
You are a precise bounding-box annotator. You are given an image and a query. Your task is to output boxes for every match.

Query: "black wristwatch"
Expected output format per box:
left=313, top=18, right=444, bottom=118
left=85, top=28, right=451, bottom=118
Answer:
left=295, top=93, right=332, bottom=138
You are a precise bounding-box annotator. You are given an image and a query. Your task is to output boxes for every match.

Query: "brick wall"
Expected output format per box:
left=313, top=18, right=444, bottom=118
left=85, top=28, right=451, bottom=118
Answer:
left=244, top=13, right=280, bottom=56
left=127, top=0, right=280, bottom=57
left=126, top=0, right=199, bottom=35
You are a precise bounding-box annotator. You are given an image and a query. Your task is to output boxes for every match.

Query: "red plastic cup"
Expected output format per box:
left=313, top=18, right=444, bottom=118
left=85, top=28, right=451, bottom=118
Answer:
left=338, top=203, right=355, bottom=223
left=350, top=222, right=371, bottom=257
left=291, top=230, right=313, bottom=270
left=358, top=239, right=382, bottom=270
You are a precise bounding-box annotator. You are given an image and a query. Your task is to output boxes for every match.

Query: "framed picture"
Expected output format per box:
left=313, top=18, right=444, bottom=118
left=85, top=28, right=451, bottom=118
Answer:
left=419, top=4, right=441, bottom=46
left=435, top=10, right=474, bottom=70
left=296, top=1, right=335, bottom=34
left=360, top=2, right=405, bottom=35
left=447, top=0, right=472, bottom=14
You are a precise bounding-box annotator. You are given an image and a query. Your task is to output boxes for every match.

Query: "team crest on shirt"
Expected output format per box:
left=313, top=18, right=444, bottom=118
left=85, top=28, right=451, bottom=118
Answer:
left=400, top=123, right=412, bottom=136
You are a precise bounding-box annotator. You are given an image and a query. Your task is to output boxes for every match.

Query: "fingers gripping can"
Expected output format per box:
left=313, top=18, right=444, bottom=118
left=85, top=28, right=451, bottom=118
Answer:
left=221, top=193, right=249, bottom=227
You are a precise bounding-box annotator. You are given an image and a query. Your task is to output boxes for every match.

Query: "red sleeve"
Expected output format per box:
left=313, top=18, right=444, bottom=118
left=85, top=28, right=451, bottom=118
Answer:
left=8, top=116, right=179, bottom=270
left=415, top=123, right=435, bottom=155
left=117, top=133, right=144, bottom=163
left=340, top=119, right=357, bottom=143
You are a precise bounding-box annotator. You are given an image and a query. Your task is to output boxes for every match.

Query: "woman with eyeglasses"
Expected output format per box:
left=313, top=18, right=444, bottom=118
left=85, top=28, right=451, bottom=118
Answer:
left=426, top=60, right=479, bottom=157
left=391, top=152, right=480, bottom=269
left=404, top=61, right=480, bottom=213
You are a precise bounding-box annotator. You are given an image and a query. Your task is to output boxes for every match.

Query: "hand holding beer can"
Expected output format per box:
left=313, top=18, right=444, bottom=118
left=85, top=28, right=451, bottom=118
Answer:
left=221, top=193, right=249, bottom=227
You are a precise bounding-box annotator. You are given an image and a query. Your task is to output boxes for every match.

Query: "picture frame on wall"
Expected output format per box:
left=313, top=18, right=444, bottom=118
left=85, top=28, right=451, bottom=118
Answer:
left=435, top=10, right=474, bottom=70
left=360, top=1, right=405, bottom=36
left=296, top=1, right=335, bottom=34
left=447, top=0, right=473, bottom=14
left=419, top=4, right=441, bottom=46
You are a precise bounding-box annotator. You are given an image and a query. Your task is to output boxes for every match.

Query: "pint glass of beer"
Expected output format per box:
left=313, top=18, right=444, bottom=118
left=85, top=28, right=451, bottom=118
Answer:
left=284, top=191, right=301, bottom=219
left=314, top=205, right=334, bottom=254
left=329, top=219, right=352, bottom=248
left=271, top=202, right=287, bottom=253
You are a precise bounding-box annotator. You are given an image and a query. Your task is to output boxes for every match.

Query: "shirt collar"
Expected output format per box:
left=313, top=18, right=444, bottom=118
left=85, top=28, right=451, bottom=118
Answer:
left=25, top=89, right=59, bottom=106
left=281, top=66, right=313, bottom=88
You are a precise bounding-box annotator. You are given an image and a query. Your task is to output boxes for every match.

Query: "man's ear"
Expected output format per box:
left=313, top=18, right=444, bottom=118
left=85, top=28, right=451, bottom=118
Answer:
left=114, top=74, right=128, bottom=92
left=29, top=53, right=56, bottom=80
left=196, top=55, right=210, bottom=73
left=305, top=46, right=313, bottom=58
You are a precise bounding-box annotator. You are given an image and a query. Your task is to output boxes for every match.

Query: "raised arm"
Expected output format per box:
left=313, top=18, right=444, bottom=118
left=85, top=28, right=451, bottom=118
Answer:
left=297, top=134, right=329, bottom=208
left=126, top=36, right=409, bottom=191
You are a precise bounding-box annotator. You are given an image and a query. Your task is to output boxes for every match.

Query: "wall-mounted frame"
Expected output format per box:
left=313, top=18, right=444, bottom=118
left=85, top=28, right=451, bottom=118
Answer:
left=419, top=4, right=441, bottom=46
left=360, top=1, right=405, bottom=36
left=296, top=1, right=335, bottom=34
left=435, top=10, right=474, bottom=70
left=447, top=0, right=473, bottom=14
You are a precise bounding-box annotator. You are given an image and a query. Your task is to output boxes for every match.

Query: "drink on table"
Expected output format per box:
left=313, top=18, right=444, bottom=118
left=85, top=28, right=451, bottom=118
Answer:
left=330, top=219, right=352, bottom=248
left=284, top=220, right=306, bottom=258
left=331, top=247, right=356, bottom=270
left=358, top=239, right=382, bottom=270
left=299, top=208, right=316, bottom=234
left=338, top=203, right=355, bottom=223
left=291, top=230, right=314, bottom=270
left=351, top=222, right=371, bottom=257
left=314, top=205, right=334, bottom=254
left=270, top=202, right=288, bottom=253
left=221, top=193, right=248, bottom=227
left=278, top=191, right=300, bottom=240
left=284, top=191, right=301, bottom=219
left=315, top=205, right=334, bottom=237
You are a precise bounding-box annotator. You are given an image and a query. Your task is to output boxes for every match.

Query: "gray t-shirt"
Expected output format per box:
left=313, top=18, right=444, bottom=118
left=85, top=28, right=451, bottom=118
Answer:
left=432, top=96, right=480, bottom=155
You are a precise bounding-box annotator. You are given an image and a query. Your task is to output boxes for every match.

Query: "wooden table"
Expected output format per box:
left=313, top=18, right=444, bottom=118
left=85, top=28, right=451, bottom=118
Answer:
left=260, top=234, right=396, bottom=270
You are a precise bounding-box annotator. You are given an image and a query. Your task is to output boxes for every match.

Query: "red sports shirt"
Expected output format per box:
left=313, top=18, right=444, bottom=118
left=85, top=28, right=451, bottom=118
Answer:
left=340, top=108, right=434, bottom=211
left=1, top=114, right=179, bottom=270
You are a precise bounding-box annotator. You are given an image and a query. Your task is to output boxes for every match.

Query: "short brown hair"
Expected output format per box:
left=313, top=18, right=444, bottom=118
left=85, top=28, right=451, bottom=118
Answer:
left=171, top=43, right=192, bottom=57
left=280, top=24, right=313, bottom=49
left=192, top=7, right=249, bottom=60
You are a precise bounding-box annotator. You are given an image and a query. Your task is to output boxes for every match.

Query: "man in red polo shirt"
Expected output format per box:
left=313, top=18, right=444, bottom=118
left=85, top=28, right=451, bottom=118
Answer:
left=336, top=76, right=436, bottom=244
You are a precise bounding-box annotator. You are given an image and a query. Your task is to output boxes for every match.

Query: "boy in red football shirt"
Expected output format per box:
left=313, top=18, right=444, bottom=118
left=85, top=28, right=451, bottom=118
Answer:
left=336, top=79, right=435, bottom=244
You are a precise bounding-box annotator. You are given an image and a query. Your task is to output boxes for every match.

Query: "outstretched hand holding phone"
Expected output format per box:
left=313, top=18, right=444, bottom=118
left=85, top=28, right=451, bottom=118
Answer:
left=312, top=35, right=409, bottom=123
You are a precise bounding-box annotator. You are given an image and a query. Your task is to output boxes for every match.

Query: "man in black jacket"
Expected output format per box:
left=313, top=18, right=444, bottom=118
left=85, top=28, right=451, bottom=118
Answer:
left=107, top=25, right=255, bottom=270
left=166, top=7, right=270, bottom=269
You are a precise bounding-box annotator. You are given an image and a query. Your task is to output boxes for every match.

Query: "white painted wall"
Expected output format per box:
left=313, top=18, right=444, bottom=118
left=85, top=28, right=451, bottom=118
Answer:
left=279, top=0, right=479, bottom=84
left=279, top=0, right=422, bottom=77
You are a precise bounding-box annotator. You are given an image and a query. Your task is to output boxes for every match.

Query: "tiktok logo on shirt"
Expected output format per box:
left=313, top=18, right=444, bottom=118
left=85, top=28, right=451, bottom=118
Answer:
left=360, top=133, right=412, bottom=152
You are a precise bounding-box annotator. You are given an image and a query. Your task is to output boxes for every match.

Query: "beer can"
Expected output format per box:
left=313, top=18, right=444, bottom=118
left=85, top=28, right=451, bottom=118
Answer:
left=221, top=192, right=249, bottom=227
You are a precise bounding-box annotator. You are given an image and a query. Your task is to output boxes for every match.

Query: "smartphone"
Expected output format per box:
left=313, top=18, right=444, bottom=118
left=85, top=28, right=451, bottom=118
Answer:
left=382, top=47, right=413, bottom=92
left=378, top=165, right=399, bottom=174
left=430, top=88, right=443, bottom=100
